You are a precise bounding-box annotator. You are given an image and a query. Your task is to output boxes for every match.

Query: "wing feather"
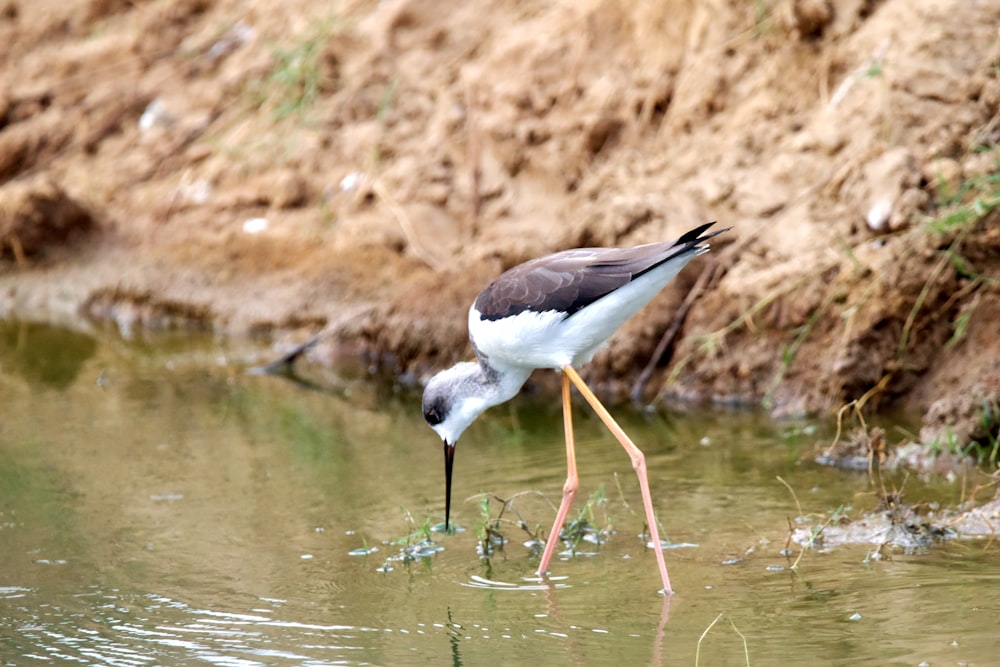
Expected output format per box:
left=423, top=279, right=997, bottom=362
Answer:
left=474, top=222, right=724, bottom=321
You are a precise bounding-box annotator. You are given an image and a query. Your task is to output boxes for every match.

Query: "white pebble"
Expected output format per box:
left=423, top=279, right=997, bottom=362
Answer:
left=243, top=217, right=269, bottom=234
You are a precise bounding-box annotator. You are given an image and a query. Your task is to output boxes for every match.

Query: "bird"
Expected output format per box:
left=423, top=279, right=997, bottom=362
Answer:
left=421, top=221, right=728, bottom=594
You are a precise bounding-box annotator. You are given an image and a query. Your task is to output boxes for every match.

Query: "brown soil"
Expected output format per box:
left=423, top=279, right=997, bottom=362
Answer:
left=1, top=0, right=998, bottom=456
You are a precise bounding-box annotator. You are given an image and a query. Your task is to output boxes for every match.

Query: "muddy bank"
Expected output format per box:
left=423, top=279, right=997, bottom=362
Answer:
left=1, top=0, right=998, bottom=460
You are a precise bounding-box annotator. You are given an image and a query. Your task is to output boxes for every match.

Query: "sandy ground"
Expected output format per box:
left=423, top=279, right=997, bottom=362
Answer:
left=1, top=0, right=998, bottom=457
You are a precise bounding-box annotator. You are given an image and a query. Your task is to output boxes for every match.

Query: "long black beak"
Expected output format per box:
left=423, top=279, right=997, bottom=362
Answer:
left=443, top=441, right=455, bottom=531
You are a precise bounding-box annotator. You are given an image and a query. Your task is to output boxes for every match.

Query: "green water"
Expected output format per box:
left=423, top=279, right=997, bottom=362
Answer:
left=1, top=322, right=997, bottom=666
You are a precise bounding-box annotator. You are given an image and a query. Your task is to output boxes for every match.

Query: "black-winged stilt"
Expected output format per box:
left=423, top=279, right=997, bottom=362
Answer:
left=422, top=221, right=728, bottom=594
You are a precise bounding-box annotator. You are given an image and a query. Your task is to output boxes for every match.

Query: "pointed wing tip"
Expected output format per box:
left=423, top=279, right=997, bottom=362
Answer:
left=678, top=221, right=731, bottom=247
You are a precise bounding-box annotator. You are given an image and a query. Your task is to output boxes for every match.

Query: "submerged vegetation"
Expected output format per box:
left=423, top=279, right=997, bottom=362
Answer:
left=469, top=486, right=618, bottom=561
left=349, top=510, right=444, bottom=573
left=350, top=485, right=628, bottom=573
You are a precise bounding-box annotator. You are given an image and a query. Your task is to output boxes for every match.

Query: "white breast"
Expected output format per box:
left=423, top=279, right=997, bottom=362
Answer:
left=469, top=307, right=571, bottom=369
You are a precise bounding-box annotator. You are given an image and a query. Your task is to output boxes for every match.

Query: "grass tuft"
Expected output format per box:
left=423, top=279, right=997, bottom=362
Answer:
left=253, top=14, right=343, bottom=120
left=926, top=162, right=1000, bottom=233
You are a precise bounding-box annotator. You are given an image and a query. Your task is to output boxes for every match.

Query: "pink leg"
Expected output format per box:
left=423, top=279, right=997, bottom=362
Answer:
left=537, top=371, right=579, bottom=577
left=563, top=365, right=673, bottom=595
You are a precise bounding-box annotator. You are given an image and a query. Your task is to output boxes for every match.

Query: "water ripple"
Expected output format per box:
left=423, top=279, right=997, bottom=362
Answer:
left=462, top=574, right=571, bottom=591
left=2, top=589, right=371, bottom=666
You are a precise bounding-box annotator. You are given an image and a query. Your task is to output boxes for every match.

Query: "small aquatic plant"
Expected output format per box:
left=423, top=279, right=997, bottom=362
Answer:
left=470, top=492, right=541, bottom=558
left=349, top=511, right=446, bottom=573
left=560, top=485, right=615, bottom=553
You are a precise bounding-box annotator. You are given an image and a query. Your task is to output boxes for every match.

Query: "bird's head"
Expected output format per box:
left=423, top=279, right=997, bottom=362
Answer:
left=422, top=362, right=493, bottom=531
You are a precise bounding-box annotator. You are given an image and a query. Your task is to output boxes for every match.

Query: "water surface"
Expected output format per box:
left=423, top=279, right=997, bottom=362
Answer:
left=1, top=323, right=997, bottom=665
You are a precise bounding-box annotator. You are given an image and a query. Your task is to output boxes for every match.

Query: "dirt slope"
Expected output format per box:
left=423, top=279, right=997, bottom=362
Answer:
left=0, top=0, right=998, bottom=453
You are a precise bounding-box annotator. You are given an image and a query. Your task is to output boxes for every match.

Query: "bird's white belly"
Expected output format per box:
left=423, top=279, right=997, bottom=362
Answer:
left=469, top=308, right=581, bottom=369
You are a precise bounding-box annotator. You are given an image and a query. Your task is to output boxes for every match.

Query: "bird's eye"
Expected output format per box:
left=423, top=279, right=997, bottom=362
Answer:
left=424, top=407, right=442, bottom=426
